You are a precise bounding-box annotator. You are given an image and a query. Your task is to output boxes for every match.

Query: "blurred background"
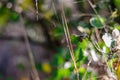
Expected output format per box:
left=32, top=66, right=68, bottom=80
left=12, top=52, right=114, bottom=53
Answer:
left=0, top=0, right=120, bottom=80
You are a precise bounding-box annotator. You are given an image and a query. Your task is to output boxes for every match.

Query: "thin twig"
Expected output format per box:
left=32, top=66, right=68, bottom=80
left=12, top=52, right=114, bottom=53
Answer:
left=79, top=13, right=94, bottom=17
left=20, top=17, right=40, bottom=80
left=35, top=0, right=39, bottom=21
left=60, top=1, right=79, bottom=80
left=95, top=28, right=102, bottom=42
left=82, top=59, right=92, bottom=80
left=87, top=0, right=98, bottom=16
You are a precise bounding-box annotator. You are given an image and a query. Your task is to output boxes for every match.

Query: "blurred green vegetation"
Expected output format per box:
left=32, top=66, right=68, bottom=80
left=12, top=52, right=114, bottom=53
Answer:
left=1, top=0, right=120, bottom=80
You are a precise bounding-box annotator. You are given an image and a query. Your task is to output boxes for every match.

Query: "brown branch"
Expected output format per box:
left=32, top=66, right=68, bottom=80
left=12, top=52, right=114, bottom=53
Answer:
left=20, top=17, right=40, bottom=80
left=95, top=28, right=102, bottom=42
left=60, top=1, right=79, bottom=80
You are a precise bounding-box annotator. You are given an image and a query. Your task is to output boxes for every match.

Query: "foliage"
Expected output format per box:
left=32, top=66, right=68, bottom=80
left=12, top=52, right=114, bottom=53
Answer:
left=1, top=0, right=120, bottom=80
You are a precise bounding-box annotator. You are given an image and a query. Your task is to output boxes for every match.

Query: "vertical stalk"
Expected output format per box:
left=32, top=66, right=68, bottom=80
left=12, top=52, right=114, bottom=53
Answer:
left=60, top=1, right=79, bottom=80
left=35, top=0, right=39, bottom=20
left=20, top=17, right=40, bottom=80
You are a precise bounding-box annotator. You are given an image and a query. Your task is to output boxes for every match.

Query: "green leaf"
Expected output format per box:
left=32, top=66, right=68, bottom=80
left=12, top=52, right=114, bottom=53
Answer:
left=79, top=21, right=90, bottom=28
left=75, top=48, right=83, bottom=62
left=51, top=24, right=64, bottom=39
left=115, top=25, right=120, bottom=30
left=0, top=7, right=10, bottom=26
left=78, top=39, right=88, bottom=49
left=114, top=0, right=120, bottom=9
left=71, top=35, right=80, bottom=44
left=56, top=68, right=70, bottom=80
left=81, top=56, right=88, bottom=64
left=79, top=67, right=86, bottom=74
left=36, top=63, right=42, bottom=71
left=10, top=12, right=19, bottom=21
left=51, top=53, right=64, bottom=66
left=90, top=16, right=105, bottom=28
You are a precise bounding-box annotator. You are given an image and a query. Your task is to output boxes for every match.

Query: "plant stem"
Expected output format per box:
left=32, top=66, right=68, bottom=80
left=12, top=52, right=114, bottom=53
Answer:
left=20, top=17, right=40, bottom=80
left=60, top=1, right=79, bottom=80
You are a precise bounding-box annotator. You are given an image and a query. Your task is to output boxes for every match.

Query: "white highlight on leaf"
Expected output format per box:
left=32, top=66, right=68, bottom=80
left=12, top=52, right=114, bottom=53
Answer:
left=77, top=26, right=90, bottom=33
left=112, top=28, right=120, bottom=39
left=84, top=49, right=89, bottom=56
left=102, top=46, right=106, bottom=53
left=77, top=26, right=85, bottom=32
left=64, top=62, right=71, bottom=69
left=102, top=33, right=113, bottom=47
left=90, top=49, right=98, bottom=62
left=112, top=28, right=120, bottom=49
